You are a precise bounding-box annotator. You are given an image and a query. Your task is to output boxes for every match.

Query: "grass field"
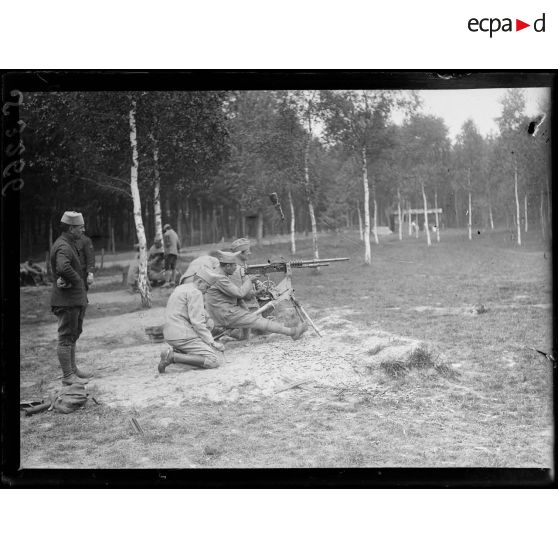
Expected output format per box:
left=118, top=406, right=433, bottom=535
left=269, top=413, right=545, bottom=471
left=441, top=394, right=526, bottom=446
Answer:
left=19, top=228, right=553, bottom=469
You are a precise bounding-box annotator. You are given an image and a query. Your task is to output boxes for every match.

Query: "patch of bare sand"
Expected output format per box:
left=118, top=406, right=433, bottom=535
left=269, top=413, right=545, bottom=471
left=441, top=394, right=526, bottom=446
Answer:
left=34, top=305, right=430, bottom=409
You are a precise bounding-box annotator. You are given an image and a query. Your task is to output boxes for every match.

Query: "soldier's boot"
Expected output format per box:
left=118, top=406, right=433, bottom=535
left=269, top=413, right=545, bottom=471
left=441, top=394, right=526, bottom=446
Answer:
left=291, top=322, right=309, bottom=341
left=58, top=344, right=88, bottom=386
left=158, top=346, right=174, bottom=374
left=263, top=320, right=307, bottom=340
left=172, top=353, right=212, bottom=369
left=71, top=343, right=94, bottom=379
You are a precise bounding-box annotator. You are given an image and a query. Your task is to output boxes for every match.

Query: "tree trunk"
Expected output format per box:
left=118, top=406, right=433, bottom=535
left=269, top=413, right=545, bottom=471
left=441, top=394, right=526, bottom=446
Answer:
left=288, top=188, right=296, bottom=255
left=467, top=169, right=472, bottom=240
left=211, top=206, right=217, bottom=244
left=151, top=132, right=163, bottom=242
left=357, top=200, right=363, bottom=241
left=371, top=176, right=379, bottom=245
left=454, top=190, right=459, bottom=228
left=397, top=188, right=402, bottom=241
left=488, top=199, right=494, bottom=230
left=256, top=209, right=264, bottom=246
left=362, top=147, right=371, bottom=265
left=421, top=182, right=431, bottom=247
left=407, top=201, right=412, bottom=236
left=303, top=137, right=319, bottom=260
left=514, top=155, right=522, bottom=246
left=177, top=205, right=184, bottom=245
left=199, top=201, right=204, bottom=245
left=187, top=198, right=193, bottom=247
left=129, top=98, right=151, bottom=308
left=434, top=189, right=440, bottom=243
left=48, top=218, right=53, bottom=250
left=524, top=194, right=528, bottom=233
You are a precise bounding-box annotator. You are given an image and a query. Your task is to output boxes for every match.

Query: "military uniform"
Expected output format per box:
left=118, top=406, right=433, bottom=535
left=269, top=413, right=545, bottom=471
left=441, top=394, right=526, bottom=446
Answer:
left=50, top=211, right=93, bottom=385
left=74, top=234, right=95, bottom=291
left=160, top=281, right=222, bottom=371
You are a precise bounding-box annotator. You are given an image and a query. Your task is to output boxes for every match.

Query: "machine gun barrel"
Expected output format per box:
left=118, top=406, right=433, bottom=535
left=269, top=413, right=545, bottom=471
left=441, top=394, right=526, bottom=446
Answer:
left=247, top=257, right=349, bottom=274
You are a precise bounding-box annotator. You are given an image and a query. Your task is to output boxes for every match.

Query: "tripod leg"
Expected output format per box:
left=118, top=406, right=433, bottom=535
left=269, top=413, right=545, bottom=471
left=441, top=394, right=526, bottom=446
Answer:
left=291, top=296, right=323, bottom=337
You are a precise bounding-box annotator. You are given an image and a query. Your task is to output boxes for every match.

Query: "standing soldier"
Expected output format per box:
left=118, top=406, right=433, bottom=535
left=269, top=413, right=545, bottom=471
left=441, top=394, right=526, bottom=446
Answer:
left=50, top=211, right=94, bottom=385
left=163, top=224, right=181, bottom=287
left=75, top=233, right=95, bottom=290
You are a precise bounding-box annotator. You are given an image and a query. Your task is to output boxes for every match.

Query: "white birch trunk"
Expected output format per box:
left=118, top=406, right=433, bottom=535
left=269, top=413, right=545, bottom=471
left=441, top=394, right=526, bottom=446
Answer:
left=304, top=135, right=319, bottom=260
left=397, top=188, right=402, bottom=241
left=468, top=192, right=472, bottom=240
left=434, top=189, right=440, bottom=243
left=408, top=202, right=412, bottom=236
left=421, top=182, right=431, bottom=247
left=357, top=200, right=363, bottom=241
left=467, top=169, right=472, bottom=240
left=150, top=132, right=163, bottom=242
left=514, top=155, right=522, bottom=246
left=288, top=188, right=296, bottom=255
left=524, top=194, right=528, bottom=233
left=362, top=147, right=371, bottom=265
left=129, top=99, right=151, bottom=308
left=488, top=200, right=494, bottom=230
left=371, top=176, right=379, bottom=245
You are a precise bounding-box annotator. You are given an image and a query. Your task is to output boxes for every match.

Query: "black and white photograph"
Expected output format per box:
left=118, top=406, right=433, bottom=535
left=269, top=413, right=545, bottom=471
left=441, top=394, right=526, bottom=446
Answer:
left=3, top=72, right=554, bottom=481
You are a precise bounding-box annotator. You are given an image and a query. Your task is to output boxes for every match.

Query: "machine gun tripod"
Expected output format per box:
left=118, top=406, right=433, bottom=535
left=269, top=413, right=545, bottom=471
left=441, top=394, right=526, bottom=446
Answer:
left=247, top=258, right=349, bottom=337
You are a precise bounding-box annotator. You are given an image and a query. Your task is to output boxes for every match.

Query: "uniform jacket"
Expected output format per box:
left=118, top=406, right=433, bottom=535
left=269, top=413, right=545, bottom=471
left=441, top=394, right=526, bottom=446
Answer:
left=204, top=268, right=254, bottom=327
left=163, top=229, right=180, bottom=256
left=50, top=232, right=88, bottom=307
left=75, top=235, right=95, bottom=290
left=163, top=283, right=214, bottom=345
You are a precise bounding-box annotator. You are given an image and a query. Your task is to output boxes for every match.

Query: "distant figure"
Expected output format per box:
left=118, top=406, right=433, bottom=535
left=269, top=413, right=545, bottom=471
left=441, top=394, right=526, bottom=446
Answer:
left=411, top=221, right=418, bottom=234
left=148, top=238, right=164, bottom=262
left=431, top=225, right=438, bottom=233
left=75, top=234, right=95, bottom=290
left=20, top=259, right=48, bottom=286
left=163, top=224, right=181, bottom=287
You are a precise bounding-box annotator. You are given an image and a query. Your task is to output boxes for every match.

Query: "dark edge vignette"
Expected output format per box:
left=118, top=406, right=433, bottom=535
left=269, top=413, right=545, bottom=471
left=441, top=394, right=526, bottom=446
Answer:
left=1, top=70, right=555, bottom=488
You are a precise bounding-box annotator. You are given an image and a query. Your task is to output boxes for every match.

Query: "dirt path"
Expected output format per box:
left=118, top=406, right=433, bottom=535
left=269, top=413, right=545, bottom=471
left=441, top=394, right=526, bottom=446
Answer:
left=26, top=302, right=425, bottom=410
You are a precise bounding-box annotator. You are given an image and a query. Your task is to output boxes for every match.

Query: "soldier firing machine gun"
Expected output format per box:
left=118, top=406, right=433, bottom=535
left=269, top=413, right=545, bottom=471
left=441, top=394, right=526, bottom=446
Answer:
left=244, top=257, right=349, bottom=337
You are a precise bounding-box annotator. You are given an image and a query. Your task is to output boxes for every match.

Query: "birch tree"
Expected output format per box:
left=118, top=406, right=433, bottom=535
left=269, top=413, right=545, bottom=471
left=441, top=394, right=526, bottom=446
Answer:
left=321, top=90, right=402, bottom=264
left=455, top=120, right=485, bottom=240
left=129, top=98, right=151, bottom=307
left=496, top=89, right=527, bottom=246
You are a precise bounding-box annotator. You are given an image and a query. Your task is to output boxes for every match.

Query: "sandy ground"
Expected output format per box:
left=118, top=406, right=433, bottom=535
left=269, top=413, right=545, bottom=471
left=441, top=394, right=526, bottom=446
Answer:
left=24, top=296, right=425, bottom=410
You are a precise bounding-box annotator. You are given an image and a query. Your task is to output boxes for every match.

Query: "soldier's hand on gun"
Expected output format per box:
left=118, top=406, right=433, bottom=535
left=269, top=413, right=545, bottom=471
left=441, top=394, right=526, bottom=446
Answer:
left=212, top=341, right=225, bottom=352
left=87, top=272, right=94, bottom=286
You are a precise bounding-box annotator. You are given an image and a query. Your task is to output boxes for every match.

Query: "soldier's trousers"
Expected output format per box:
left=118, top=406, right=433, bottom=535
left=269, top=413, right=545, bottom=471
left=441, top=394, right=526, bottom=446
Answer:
left=52, top=306, right=86, bottom=345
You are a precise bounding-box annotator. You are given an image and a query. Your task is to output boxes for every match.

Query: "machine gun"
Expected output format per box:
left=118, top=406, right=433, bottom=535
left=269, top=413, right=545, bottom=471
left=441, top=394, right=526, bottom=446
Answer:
left=244, top=257, right=349, bottom=337
left=246, top=257, right=349, bottom=276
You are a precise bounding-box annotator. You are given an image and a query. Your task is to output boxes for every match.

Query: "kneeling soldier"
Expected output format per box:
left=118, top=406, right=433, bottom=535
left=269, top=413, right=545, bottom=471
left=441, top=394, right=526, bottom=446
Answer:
left=204, top=251, right=308, bottom=341
left=158, top=267, right=225, bottom=373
